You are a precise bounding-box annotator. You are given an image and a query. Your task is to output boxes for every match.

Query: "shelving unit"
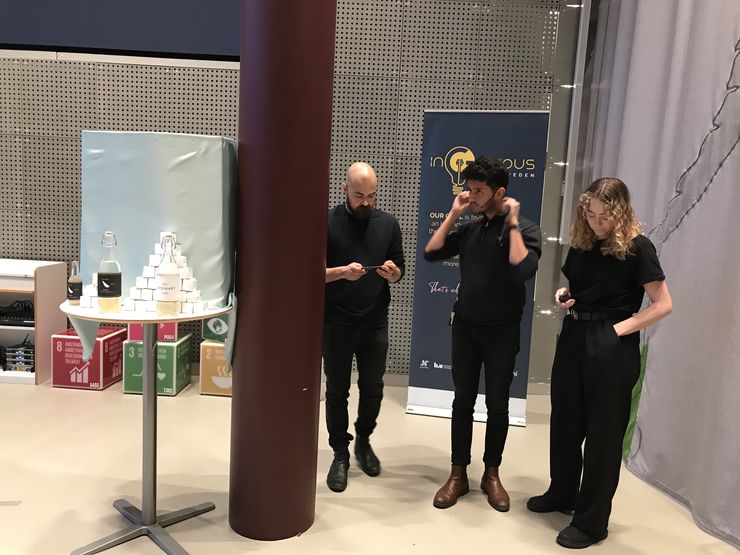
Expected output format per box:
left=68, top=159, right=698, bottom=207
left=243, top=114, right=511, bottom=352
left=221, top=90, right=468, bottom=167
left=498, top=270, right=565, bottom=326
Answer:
left=0, top=259, right=67, bottom=385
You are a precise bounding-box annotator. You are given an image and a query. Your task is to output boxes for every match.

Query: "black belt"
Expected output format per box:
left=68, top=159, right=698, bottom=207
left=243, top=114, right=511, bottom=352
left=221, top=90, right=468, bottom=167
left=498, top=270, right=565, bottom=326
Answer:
left=568, top=309, right=629, bottom=321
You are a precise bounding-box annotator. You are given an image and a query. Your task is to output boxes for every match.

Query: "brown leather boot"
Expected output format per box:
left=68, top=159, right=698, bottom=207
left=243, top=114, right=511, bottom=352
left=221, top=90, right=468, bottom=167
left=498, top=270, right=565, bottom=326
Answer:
left=480, top=466, right=510, bottom=512
left=433, top=465, right=469, bottom=509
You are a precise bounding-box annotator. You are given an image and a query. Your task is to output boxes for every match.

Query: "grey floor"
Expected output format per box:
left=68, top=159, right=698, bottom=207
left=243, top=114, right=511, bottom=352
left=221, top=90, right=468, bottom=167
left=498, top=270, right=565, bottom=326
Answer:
left=0, top=380, right=733, bottom=554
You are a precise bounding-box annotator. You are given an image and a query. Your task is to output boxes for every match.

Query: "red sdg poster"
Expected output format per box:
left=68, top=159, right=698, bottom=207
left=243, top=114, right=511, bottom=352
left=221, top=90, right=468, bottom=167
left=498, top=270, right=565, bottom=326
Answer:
left=52, top=327, right=126, bottom=390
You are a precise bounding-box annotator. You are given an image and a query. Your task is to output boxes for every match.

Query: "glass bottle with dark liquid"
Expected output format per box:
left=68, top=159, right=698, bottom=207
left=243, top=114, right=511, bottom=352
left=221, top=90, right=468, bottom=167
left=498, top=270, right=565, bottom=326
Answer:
left=67, top=260, right=82, bottom=306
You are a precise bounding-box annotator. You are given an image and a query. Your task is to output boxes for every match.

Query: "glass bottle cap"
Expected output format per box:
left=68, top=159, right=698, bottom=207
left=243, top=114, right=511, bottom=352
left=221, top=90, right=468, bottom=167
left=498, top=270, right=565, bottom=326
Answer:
left=101, top=231, right=117, bottom=247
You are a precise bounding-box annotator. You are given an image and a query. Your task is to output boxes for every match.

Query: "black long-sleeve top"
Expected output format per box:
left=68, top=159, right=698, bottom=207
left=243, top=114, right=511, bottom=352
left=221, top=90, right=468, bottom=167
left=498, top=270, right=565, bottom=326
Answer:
left=325, top=205, right=405, bottom=325
left=424, top=213, right=541, bottom=324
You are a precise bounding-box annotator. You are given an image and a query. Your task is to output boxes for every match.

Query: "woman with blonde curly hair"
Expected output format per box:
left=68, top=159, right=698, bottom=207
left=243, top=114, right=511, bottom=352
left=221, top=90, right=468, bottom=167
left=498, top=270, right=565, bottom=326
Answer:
left=527, top=178, right=673, bottom=549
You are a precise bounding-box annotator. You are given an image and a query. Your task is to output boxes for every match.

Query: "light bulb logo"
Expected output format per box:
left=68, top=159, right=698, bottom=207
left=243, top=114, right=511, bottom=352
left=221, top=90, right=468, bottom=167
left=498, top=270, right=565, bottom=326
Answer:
left=443, top=146, right=475, bottom=195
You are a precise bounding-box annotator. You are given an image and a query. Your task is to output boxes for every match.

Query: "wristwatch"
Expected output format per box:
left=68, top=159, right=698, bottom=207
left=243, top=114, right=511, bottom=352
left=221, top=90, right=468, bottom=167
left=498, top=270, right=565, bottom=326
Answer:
left=509, top=222, right=521, bottom=231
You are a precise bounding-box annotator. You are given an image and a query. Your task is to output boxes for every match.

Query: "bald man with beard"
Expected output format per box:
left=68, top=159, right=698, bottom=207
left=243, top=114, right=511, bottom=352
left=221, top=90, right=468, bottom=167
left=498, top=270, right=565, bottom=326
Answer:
left=323, top=162, right=405, bottom=493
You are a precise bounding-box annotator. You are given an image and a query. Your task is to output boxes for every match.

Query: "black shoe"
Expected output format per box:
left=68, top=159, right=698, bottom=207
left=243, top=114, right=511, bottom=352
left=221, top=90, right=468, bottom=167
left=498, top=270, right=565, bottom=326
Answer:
left=527, top=492, right=575, bottom=514
left=326, top=458, right=350, bottom=492
left=556, top=525, right=608, bottom=549
left=354, top=437, right=381, bottom=477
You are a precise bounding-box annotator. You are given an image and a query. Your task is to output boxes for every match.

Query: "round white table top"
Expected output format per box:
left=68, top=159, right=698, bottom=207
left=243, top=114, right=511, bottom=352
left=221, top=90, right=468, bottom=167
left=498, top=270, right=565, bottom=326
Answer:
left=60, top=300, right=231, bottom=325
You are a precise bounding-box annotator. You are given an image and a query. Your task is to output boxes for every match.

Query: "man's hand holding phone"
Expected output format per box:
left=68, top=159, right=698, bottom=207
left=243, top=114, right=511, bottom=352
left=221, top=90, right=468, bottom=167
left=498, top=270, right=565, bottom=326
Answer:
left=376, top=260, right=401, bottom=283
left=343, top=262, right=367, bottom=281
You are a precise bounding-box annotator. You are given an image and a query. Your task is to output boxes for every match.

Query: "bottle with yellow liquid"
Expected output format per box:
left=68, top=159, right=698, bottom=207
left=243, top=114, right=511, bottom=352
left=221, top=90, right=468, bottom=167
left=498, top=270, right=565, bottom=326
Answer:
left=156, top=234, right=180, bottom=316
left=97, top=231, right=122, bottom=313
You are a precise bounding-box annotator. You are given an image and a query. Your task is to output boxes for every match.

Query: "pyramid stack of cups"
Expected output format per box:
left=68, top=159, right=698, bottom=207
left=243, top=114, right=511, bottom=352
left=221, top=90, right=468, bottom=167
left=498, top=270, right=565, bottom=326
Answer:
left=124, top=232, right=207, bottom=315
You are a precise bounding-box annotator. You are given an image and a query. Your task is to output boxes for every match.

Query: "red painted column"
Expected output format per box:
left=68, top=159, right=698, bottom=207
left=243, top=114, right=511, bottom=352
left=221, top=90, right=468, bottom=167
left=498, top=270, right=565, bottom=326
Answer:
left=229, top=0, right=337, bottom=540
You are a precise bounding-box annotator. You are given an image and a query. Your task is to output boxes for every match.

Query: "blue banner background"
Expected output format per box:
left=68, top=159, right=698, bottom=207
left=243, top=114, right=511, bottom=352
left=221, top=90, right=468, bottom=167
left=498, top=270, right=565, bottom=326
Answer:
left=409, top=111, right=549, bottom=404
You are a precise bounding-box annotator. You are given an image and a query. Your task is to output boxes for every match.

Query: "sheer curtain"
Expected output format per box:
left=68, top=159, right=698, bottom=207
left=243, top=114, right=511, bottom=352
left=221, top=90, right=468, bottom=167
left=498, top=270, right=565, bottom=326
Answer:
left=576, top=0, right=740, bottom=546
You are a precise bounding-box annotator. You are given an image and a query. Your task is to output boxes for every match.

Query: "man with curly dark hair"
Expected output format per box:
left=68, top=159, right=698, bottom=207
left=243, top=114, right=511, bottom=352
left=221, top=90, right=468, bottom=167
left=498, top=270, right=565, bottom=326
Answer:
left=424, top=156, right=542, bottom=513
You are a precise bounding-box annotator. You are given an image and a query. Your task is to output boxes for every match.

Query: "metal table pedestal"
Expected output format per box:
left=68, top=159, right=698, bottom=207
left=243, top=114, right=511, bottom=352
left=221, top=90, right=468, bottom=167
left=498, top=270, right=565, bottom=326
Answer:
left=72, top=323, right=214, bottom=555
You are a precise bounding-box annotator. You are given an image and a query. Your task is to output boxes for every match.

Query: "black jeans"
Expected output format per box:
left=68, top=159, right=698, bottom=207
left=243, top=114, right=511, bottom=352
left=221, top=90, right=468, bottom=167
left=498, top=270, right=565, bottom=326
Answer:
left=323, top=320, right=388, bottom=457
left=548, top=316, right=640, bottom=538
left=450, top=316, right=520, bottom=467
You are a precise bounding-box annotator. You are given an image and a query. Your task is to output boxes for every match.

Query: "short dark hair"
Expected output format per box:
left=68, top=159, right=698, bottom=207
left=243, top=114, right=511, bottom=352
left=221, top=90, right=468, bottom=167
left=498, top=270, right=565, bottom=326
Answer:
left=462, top=156, right=509, bottom=189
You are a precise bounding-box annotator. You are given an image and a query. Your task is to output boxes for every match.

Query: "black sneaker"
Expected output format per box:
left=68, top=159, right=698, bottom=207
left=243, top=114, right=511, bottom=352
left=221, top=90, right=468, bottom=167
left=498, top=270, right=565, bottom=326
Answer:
left=326, top=458, right=350, bottom=492
left=527, top=492, right=575, bottom=514
left=556, top=525, right=608, bottom=549
left=354, top=437, right=381, bottom=477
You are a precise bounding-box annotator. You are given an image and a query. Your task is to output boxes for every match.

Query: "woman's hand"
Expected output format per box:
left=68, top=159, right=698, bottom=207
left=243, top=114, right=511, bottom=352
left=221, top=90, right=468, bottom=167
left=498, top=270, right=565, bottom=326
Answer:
left=555, top=287, right=575, bottom=309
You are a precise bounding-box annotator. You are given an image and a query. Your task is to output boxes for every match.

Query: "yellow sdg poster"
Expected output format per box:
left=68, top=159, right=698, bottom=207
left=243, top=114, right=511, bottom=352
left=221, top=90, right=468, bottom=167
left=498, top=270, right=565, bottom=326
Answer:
left=200, top=340, right=232, bottom=396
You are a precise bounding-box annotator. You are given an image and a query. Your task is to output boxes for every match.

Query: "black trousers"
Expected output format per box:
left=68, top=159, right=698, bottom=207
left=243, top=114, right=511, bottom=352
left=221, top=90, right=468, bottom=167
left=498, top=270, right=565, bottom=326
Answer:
left=548, top=316, right=640, bottom=538
left=322, top=320, right=388, bottom=457
left=450, top=316, right=520, bottom=467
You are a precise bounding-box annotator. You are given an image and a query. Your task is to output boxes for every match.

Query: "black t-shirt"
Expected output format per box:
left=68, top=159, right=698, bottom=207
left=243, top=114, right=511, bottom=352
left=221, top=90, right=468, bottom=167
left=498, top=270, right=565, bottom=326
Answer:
left=424, top=214, right=542, bottom=324
left=562, top=234, right=665, bottom=314
left=325, top=205, right=405, bottom=325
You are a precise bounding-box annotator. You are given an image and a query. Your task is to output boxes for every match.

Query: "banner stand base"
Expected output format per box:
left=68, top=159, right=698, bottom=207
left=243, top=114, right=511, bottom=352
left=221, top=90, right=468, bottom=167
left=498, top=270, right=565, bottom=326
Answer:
left=406, top=387, right=527, bottom=427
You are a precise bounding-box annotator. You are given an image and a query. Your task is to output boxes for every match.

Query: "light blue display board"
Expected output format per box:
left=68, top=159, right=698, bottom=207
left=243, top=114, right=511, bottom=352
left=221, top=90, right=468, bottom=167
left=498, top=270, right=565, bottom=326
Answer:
left=80, top=131, right=236, bottom=307
left=74, top=131, right=237, bottom=359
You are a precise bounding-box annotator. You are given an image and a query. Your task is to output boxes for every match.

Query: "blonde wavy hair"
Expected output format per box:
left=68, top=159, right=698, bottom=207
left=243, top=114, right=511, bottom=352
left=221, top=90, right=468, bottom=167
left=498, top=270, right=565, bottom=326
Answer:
left=570, top=178, right=643, bottom=260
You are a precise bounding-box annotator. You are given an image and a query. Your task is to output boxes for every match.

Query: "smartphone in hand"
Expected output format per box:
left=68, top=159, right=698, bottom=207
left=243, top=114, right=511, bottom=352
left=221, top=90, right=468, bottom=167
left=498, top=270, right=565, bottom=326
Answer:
left=362, top=265, right=382, bottom=270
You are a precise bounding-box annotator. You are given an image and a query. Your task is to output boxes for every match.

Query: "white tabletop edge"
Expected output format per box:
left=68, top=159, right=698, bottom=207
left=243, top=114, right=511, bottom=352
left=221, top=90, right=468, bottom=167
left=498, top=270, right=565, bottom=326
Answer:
left=60, top=300, right=232, bottom=324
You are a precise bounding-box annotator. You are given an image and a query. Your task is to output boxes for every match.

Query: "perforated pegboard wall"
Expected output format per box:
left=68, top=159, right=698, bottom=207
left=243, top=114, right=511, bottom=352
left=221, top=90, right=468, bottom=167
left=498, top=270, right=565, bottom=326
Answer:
left=97, top=64, right=238, bottom=137
left=0, top=0, right=562, bottom=373
left=0, top=57, right=239, bottom=365
left=330, top=0, right=559, bottom=374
